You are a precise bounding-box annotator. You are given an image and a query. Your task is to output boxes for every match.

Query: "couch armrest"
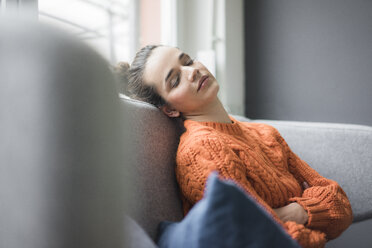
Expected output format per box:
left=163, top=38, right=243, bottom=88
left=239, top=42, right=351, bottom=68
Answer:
left=0, top=19, right=128, bottom=247
left=234, top=116, right=372, bottom=223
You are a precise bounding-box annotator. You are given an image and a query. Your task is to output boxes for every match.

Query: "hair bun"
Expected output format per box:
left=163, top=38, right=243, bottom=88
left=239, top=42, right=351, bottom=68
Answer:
left=113, top=61, right=130, bottom=95
left=114, top=61, right=130, bottom=75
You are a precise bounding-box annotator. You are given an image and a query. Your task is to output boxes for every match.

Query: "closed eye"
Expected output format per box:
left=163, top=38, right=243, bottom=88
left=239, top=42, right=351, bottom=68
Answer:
left=171, top=73, right=180, bottom=88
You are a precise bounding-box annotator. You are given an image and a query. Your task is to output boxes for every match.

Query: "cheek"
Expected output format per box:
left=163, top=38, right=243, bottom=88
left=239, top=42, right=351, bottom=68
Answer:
left=167, top=87, right=193, bottom=108
left=168, top=91, right=188, bottom=106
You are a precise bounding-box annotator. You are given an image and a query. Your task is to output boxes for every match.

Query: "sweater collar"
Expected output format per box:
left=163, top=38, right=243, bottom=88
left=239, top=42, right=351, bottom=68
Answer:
left=184, top=116, right=243, bottom=135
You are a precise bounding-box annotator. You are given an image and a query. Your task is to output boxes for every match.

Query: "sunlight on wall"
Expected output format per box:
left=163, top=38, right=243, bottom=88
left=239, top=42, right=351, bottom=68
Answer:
left=38, top=0, right=134, bottom=64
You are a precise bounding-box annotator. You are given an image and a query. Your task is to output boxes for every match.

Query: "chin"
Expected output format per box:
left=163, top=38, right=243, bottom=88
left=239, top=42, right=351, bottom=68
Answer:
left=210, top=81, right=219, bottom=95
left=204, top=84, right=219, bottom=104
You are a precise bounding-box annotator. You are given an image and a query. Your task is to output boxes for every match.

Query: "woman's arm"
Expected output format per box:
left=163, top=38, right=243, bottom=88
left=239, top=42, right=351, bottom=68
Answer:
left=273, top=181, right=310, bottom=225
left=176, top=134, right=327, bottom=248
left=274, top=128, right=353, bottom=240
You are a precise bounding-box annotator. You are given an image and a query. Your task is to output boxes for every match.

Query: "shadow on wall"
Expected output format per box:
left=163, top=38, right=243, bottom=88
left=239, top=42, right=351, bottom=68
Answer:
left=244, top=0, right=372, bottom=126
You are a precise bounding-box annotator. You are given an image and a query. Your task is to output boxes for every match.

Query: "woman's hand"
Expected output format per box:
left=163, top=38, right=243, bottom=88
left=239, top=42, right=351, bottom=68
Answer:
left=273, top=182, right=310, bottom=225
left=273, top=202, right=309, bottom=225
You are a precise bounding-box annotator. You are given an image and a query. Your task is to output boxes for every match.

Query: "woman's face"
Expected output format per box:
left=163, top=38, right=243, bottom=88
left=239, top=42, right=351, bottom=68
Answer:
left=143, top=46, right=219, bottom=117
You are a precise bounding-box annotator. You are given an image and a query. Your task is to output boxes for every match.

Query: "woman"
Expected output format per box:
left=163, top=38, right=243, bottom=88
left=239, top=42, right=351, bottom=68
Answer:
left=116, top=45, right=353, bottom=248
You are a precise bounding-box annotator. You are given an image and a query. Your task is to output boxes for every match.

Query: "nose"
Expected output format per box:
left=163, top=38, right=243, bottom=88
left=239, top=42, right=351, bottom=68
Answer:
left=185, top=66, right=198, bottom=82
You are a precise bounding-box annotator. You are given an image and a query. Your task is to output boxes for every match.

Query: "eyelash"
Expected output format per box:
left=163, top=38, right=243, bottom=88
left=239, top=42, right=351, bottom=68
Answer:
left=171, top=58, right=195, bottom=88
left=171, top=75, right=180, bottom=88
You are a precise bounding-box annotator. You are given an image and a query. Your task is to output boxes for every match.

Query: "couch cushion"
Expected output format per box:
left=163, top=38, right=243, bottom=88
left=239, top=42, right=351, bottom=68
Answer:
left=0, top=19, right=128, bottom=247
left=124, top=216, right=158, bottom=248
left=157, top=172, right=300, bottom=248
left=119, top=96, right=184, bottom=240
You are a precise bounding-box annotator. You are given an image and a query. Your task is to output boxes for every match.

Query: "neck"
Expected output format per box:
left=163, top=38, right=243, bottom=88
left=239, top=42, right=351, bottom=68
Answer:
left=183, top=98, right=232, bottom=123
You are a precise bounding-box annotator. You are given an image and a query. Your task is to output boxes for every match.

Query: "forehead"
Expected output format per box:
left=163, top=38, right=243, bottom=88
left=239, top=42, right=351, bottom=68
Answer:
left=143, top=46, right=180, bottom=90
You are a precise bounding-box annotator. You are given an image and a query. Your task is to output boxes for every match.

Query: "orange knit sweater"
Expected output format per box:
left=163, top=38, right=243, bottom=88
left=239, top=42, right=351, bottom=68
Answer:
left=175, top=117, right=353, bottom=248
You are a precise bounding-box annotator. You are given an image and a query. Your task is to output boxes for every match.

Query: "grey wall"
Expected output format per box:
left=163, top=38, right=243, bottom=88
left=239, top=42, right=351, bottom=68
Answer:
left=244, top=0, right=372, bottom=126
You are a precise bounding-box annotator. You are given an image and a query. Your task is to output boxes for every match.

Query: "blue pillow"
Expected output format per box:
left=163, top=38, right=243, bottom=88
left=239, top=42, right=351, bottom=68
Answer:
left=157, top=172, right=300, bottom=248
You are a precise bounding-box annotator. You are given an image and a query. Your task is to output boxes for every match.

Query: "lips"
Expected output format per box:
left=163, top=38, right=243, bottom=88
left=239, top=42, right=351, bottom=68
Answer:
left=197, top=75, right=209, bottom=92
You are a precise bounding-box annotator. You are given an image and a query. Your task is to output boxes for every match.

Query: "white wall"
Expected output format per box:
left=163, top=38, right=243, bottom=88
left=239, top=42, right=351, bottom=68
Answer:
left=224, top=0, right=244, bottom=115
left=176, top=0, right=213, bottom=55
left=1, top=0, right=38, bottom=18
left=176, top=0, right=245, bottom=115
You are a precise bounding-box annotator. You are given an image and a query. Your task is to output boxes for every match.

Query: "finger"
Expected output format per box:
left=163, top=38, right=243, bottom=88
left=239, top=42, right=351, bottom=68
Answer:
left=303, top=181, right=310, bottom=189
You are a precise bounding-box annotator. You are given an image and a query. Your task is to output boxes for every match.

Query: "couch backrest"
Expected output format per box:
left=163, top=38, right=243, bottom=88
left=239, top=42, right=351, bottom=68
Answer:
left=119, top=96, right=184, bottom=240
left=245, top=118, right=372, bottom=223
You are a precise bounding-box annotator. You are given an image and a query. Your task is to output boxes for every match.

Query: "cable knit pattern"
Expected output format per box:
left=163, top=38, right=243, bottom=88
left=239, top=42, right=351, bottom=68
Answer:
left=175, top=116, right=352, bottom=248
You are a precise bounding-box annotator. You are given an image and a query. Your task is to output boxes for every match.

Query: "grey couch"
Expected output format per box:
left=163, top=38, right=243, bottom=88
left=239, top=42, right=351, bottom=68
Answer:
left=122, top=96, right=372, bottom=248
left=1, top=19, right=372, bottom=248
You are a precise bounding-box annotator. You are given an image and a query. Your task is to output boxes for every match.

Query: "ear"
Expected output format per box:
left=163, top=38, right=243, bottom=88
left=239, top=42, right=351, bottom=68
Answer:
left=160, top=105, right=180, bottom=118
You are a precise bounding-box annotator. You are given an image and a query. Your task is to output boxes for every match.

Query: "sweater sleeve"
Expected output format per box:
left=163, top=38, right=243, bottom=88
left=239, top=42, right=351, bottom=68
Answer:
left=176, top=134, right=327, bottom=248
left=274, top=129, right=353, bottom=240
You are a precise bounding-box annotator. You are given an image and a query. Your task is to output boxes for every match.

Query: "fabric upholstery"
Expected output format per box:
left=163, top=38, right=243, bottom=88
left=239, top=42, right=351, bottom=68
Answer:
left=0, top=19, right=129, bottom=248
left=119, top=96, right=184, bottom=240
left=124, top=216, right=158, bottom=248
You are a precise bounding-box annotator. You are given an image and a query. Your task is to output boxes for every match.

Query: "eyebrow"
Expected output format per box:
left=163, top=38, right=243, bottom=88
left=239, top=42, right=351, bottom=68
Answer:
left=164, top=53, right=187, bottom=84
left=165, top=69, right=173, bottom=84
